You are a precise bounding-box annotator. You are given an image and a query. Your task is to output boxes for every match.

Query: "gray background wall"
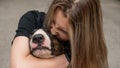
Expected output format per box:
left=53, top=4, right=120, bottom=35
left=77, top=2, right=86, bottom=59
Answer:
left=0, top=0, right=120, bottom=68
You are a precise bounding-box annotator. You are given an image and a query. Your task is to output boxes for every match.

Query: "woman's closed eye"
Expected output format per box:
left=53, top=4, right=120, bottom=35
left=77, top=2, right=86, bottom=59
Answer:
left=57, top=28, right=68, bottom=35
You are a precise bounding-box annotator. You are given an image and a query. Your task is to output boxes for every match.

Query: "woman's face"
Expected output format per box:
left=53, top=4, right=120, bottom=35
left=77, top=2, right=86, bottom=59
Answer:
left=50, top=8, right=69, bottom=41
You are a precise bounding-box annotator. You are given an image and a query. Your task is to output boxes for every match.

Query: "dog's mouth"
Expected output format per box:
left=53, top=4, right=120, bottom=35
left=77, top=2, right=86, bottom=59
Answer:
left=32, top=45, right=51, bottom=52
left=31, top=44, right=52, bottom=58
left=31, top=42, right=51, bottom=51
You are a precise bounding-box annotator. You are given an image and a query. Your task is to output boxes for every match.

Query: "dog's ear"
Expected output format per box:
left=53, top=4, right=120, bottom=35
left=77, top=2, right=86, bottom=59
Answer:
left=29, top=29, right=38, bottom=39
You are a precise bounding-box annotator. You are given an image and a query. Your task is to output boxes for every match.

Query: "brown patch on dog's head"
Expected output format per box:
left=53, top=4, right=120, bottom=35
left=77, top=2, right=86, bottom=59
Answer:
left=51, top=38, right=65, bottom=55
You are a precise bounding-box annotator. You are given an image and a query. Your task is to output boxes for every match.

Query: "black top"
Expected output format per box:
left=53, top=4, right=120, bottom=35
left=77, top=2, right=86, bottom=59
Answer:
left=14, top=10, right=71, bottom=62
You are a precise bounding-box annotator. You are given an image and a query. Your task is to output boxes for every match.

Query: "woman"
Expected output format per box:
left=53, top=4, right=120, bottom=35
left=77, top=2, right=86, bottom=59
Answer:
left=11, top=0, right=108, bottom=68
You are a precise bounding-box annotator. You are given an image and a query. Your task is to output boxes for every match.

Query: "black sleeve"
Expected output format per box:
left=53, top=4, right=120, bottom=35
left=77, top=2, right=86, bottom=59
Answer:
left=15, top=10, right=45, bottom=38
left=65, top=52, right=71, bottom=62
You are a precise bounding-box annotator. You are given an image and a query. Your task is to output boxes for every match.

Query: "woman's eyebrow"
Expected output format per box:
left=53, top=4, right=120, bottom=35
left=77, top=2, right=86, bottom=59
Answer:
left=57, top=25, right=67, bottom=31
left=56, top=23, right=66, bottom=30
left=59, top=26, right=66, bottom=30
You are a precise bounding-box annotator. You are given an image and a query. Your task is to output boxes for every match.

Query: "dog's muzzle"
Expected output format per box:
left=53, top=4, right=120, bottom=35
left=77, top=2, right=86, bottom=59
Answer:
left=32, top=34, right=51, bottom=52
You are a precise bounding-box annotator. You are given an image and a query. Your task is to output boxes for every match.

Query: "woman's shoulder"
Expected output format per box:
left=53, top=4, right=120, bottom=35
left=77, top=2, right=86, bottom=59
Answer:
left=23, top=10, right=46, bottom=18
left=20, top=10, right=46, bottom=28
left=22, top=10, right=46, bottom=23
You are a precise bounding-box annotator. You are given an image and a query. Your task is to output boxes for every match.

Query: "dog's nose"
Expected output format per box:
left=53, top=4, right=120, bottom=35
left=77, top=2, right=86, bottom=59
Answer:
left=32, top=34, right=45, bottom=43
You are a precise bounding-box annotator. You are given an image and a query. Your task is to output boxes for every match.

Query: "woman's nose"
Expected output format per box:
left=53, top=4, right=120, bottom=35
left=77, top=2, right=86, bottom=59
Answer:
left=51, top=27, right=58, bottom=36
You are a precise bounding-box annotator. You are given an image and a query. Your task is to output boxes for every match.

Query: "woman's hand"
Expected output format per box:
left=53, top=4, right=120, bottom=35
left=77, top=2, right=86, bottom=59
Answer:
left=10, top=36, right=69, bottom=68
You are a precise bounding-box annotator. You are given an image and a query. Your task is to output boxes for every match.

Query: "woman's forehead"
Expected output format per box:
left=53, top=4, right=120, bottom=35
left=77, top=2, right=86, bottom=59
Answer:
left=53, top=9, right=69, bottom=29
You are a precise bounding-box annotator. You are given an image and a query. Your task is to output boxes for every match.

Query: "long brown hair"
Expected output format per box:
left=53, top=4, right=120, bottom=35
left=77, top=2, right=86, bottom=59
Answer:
left=43, top=0, right=108, bottom=68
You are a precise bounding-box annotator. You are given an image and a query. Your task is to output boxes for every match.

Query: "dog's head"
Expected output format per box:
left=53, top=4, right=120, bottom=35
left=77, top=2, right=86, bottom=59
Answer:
left=30, top=28, right=67, bottom=58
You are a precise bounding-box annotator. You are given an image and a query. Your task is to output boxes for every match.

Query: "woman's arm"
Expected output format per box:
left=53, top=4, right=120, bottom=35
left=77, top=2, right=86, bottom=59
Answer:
left=10, top=36, right=68, bottom=68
